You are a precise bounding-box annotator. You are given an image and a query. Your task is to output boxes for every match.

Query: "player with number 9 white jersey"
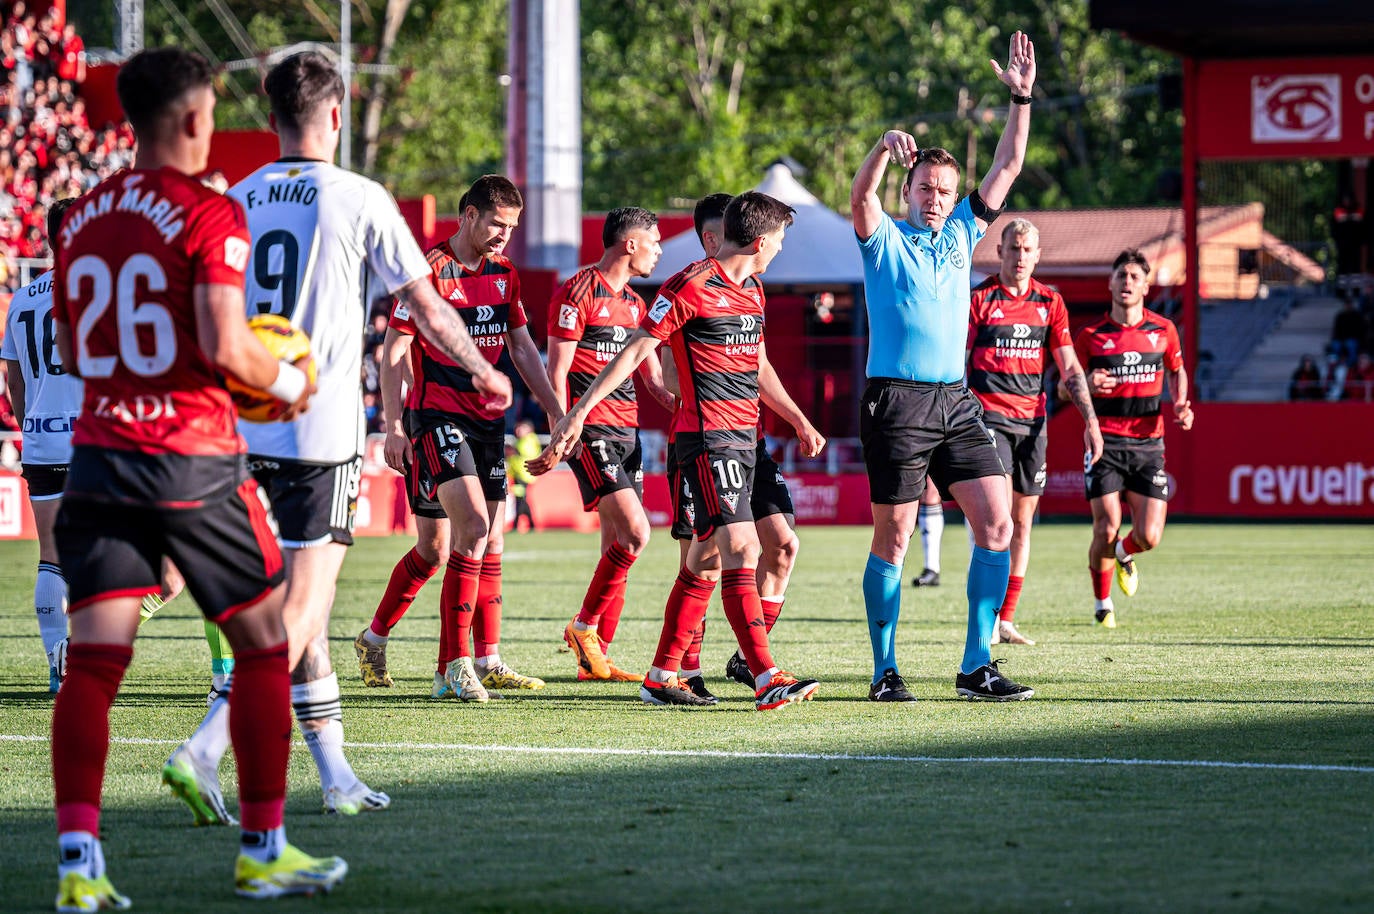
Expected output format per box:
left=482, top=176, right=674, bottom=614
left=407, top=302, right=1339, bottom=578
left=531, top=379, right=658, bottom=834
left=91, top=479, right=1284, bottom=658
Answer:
left=230, top=160, right=429, bottom=465
left=1, top=269, right=83, bottom=467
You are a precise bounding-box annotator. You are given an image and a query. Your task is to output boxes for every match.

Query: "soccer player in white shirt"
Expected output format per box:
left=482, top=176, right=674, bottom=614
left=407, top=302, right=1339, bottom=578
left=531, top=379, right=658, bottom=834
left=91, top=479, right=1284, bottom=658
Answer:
left=2, top=198, right=81, bottom=692
left=165, top=51, right=512, bottom=823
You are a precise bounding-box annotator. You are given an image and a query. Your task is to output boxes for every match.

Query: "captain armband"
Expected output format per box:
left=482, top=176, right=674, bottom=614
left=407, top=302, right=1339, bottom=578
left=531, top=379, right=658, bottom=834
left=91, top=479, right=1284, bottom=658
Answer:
left=967, top=188, right=1004, bottom=224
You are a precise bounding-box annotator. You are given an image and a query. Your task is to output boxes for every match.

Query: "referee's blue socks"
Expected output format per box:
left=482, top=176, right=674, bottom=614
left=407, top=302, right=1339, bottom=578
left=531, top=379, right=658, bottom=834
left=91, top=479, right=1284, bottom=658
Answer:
left=863, top=553, right=903, bottom=682
left=962, top=546, right=1010, bottom=674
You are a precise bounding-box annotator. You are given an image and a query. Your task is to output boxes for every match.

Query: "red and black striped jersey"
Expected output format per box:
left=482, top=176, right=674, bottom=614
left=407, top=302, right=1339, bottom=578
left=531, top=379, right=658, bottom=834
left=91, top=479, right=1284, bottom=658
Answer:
left=966, top=277, right=1071, bottom=425
left=643, top=259, right=763, bottom=449
left=548, top=266, right=644, bottom=440
left=390, top=241, right=526, bottom=440
left=1074, top=310, right=1183, bottom=439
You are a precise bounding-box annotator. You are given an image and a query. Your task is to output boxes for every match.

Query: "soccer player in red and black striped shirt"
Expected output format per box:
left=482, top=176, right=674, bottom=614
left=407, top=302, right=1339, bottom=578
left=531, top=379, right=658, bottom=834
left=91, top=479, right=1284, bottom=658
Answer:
left=967, top=219, right=1102, bottom=644
left=548, top=206, right=674, bottom=682
left=1069, top=248, right=1193, bottom=628
left=531, top=192, right=822, bottom=711
left=359, top=175, right=562, bottom=701
left=663, top=193, right=825, bottom=702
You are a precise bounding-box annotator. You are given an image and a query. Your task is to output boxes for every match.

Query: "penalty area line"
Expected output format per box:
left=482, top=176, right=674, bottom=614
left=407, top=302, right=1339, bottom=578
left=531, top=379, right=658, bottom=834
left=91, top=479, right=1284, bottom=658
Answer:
left=3, top=733, right=1372, bottom=774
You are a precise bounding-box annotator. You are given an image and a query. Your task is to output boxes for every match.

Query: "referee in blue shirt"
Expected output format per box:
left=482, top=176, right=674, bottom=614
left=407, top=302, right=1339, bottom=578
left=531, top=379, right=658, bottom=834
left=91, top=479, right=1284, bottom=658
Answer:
left=852, top=30, right=1038, bottom=702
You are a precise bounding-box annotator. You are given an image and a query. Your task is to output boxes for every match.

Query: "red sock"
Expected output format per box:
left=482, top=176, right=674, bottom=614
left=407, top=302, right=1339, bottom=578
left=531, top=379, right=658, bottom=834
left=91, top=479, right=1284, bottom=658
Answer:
left=760, top=594, right=785, bottom=632
left=999, top=575, right=1024, bottom=622
left=53, top=643, right=132, bottom=835
left=439, top=555, right=482, bottom=671
left=681, top=616, right=706, bottom=671
left=474, top=555, right=503, bottom=657
left=576, top=542, right=636, bottom=635
left=1092, top=568, right=1112, bottom=600
left=721, top=568, right=774, bottom=679
left=371, top=547, right=440, bottom=637
left=651, top=570, right=714, bottom=672
left=228, top=643, right=291, bottom=831
left=1120, top=533, right=1143, bottom=557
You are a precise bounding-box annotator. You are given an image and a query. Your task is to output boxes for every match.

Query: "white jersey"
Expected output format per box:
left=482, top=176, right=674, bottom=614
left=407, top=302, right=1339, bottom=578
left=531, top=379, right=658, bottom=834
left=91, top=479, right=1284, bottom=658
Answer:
left=0, top=270, right=83, bottom=465
left=230, top=158, right=430, bottom=463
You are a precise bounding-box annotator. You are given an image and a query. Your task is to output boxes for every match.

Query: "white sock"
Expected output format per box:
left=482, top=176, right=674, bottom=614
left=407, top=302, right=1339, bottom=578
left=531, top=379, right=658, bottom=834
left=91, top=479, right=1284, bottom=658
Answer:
left=475, top=653, right=501, bottom=673
left=211, top=672, right=231, bottom=694
left=293, top=674, right=360, bottom=795
left=239, top=825, right=287, bottom=863
left=361, top=629, right=387, bottom=647
left=753, top=666, right=780, bottom=690
left=301, top=720, right=359, bottom=796
left=1115, top=538, right=1133, bottom=563
left=184, top=691, right=231, bottom=769
left=35, top=562, right=68, bottom=659
left=1095, top=597, right=1115, bottom=612
left=646, top=666, right=674, bottom=684
left=57, top=831, right=97, bottom=879
left=918, top=504, right=944, bottom=573
left=679, top=666, right=702, bottom=679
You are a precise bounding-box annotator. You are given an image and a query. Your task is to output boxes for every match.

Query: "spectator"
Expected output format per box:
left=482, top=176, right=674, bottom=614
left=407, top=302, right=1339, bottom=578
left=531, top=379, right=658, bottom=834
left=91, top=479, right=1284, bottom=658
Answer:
left=56, top=22, right=83, bottom=84
left=1343, top=352, right=1374, bottom=402
left=0, top=13, right=121, bottom=290
left=1330, top=295, right=1366, bottom=367
left=1288, top=355, right=1324, bottom=401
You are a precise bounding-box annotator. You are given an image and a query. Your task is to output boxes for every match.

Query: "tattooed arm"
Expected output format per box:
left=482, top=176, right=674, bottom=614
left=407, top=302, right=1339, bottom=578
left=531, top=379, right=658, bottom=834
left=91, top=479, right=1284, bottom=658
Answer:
left=1053, top=344, right=1104, bottom=466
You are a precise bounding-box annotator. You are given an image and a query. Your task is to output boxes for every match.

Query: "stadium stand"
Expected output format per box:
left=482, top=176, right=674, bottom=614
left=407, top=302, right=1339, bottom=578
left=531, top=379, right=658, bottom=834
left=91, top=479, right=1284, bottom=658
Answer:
left=0, top=3, right=127, bottom=293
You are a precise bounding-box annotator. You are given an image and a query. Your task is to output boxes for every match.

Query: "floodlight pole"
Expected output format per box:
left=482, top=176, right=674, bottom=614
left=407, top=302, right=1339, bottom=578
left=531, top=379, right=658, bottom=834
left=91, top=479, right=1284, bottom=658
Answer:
left=1181, top=56, right=1199, bottom=383
left=116, top=0, right=144, bottom=57
left=341, top=0, right=352, bottom=170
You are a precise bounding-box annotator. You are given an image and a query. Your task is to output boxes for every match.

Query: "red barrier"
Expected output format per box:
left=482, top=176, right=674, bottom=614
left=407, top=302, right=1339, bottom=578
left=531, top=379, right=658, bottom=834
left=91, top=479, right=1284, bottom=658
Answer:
left=1041, top=402, right=1374, bottom=518
left=3, top=403, right=1370, bottom=540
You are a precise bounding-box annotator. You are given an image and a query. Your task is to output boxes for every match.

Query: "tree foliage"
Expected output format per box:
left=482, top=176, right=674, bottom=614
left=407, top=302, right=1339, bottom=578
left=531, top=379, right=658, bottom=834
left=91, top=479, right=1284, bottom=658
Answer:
left=66, top=0, right=1191, bottom=216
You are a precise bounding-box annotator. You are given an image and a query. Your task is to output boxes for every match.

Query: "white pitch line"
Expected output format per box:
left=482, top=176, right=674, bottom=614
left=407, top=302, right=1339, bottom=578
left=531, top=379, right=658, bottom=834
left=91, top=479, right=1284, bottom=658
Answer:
left=4, top=733, right=1372, bottom=774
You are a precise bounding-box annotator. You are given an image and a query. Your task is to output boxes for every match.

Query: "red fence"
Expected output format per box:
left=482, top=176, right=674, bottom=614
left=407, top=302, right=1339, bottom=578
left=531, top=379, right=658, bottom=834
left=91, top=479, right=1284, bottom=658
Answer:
left=3, top=403, right=1371, bottom=539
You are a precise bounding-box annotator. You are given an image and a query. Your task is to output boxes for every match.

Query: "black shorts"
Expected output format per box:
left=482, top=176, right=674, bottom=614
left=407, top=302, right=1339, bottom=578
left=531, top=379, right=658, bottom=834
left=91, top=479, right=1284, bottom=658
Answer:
left=56, top=478, right=284, bottom=620
left=678, top=439, right=756, bottom=540
left=665, top=440, right=695, bottom=541
left=249, top=455, right=362, bottom=547
left=860, top=379, right=1006, bottom=505
left=570, top=432, right=644, bottom=511
left=21, top=463, right=67, bottom=500
left=751, top=438, right=794, bottom=519
left=988, top=419, right=1048, bottom=497
left=407, top=414, right=506, bottom=519
left=1086, top=435, right=1170, bottom=501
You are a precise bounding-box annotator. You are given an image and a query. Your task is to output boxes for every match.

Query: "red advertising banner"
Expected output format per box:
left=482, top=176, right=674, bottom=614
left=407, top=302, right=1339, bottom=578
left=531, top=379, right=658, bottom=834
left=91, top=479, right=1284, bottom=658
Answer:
left=2, top=404, right=1368, bottom=542
left=1195, top=56, right=1374, bottom=159
left=1041, top=402, right=1374, bottom=518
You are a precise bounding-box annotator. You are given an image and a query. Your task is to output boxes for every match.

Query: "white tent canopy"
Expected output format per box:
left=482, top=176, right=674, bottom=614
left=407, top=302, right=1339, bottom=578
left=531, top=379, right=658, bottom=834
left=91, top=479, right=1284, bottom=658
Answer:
left=645, top=162, right=867, bottom=286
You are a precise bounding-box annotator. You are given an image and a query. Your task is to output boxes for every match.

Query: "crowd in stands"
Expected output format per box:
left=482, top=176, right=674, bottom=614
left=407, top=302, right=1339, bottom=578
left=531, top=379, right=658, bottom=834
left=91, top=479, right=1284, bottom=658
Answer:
left=1291, top=279, right=1374, bottom=401
left=0, top=2, right=127, bottom=292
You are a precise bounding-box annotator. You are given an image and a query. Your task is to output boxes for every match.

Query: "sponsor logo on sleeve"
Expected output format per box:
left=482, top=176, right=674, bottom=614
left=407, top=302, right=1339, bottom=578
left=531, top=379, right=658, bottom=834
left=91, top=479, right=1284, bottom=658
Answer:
left=649, top=294, right=673, bottom=323
left=223, top=236, right=250, bottom=272
left=558, top=304, right=579, bottom=330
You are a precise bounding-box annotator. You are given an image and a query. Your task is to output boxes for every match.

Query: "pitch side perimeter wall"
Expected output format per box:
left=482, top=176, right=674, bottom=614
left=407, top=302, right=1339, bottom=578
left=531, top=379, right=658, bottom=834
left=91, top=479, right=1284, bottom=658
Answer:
left=2, top=403, right=1371, bottom=538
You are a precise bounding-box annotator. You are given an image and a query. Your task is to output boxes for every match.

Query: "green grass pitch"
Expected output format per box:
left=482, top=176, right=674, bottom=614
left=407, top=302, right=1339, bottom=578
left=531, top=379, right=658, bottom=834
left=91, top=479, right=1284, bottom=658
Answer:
left=2, top=523, right=1372, bottom=912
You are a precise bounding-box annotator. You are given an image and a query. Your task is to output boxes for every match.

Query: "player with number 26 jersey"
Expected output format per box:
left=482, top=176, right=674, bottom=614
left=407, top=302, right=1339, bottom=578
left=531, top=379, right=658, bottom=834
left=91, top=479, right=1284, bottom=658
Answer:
left=54, top=169, right=252, bottom=468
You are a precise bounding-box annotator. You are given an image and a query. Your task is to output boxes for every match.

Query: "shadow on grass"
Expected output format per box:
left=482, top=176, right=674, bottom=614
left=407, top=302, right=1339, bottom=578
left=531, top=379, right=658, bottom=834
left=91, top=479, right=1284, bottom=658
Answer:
left=3, top=709, right=1374, bottom=914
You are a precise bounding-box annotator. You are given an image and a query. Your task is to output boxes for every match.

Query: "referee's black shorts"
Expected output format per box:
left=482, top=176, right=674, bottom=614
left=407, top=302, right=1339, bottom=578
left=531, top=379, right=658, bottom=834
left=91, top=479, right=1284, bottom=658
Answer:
left=861, top=379, right=1006, bottom=505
